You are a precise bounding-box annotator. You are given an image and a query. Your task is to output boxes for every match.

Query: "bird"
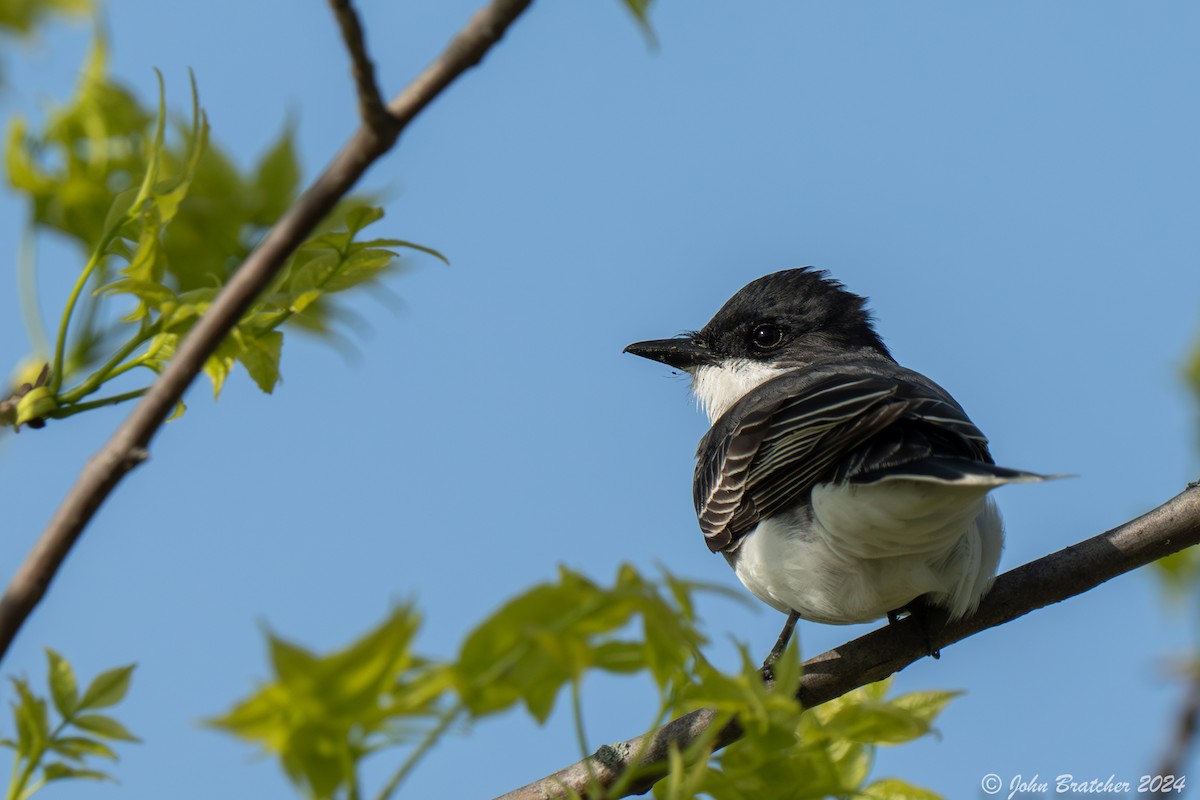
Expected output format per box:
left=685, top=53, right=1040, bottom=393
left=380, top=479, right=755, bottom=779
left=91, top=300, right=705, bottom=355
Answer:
left=624, top=268, right=1050, bottom=663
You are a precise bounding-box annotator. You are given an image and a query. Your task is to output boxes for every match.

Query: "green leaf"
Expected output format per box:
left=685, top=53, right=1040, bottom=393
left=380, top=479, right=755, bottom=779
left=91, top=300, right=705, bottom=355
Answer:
left=618, top=0, right=658, bottom=47
left=49, top=735, right=118, bottom=762
left=1186, top=338, right=1200, bottom=398
left=766, top=636, right=803, bottom=699
left=711, top=724, right=847, bottom=800
left=5, top=117, right=42, bottom=192
left=810, top=683, right=960, bottom=747
left=42, top=761, right=114, bottom=783
left=253, top=127, right=300, bottom=221
left=202, top=335, right=239, bottom=398
left=891, top=689, right=962, bottom=728
left=10, top=676, right=49, bottom=756
left=97, top=186, right=139, bottom=245
left=454, top=565, right=710, bottom=723
left=205, top=683, right=293, bottom=746
left=97, top=276, right=177, bottom=311
left=372, top=238, right=450, bottom=266
left=288, top=289, right=322, bottom=314
left=208, top=605, right=440, bottom=800
left=267, top=634, right=319, bottom=691
left=131, top=69, right=166, bottom=210
left=822, top=700, right=930, bottom=745
left=343, top=204, right=384, bottom=237
left=288, top=251, right=342, bottom=295
left=78, top=664, right=135, bottom=710
left=592, top=641, right=647, bottom=674
left=45, top=648, right=79, bottom=718
left=279, top=726, right=348, bottom=799
left=237, top=329, right=283, bottom=393
left=315, top=604, right=426, bottom=718
left=654, top=740, right=711, bottom=800
left=454, top=567, right=640, bottom=721
left=121, top=207, right=167, bottom=288
left=152, top=73, right=208, bottom=226
left=1156, top=547, right=1200, bottom=599
left=321, top=248, right=398, bottom=292
left=835, top=739, right=874, bottom=790
left=71, top=714, right=140, bottom=742
left=621, top=0, right=652, bottom=26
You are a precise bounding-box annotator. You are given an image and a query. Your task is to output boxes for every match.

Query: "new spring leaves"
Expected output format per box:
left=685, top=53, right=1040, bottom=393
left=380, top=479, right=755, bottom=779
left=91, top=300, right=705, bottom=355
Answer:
left=3, top=39, right=445, bottom=431
left=3, top=650, right=138, bottom=799
left=211, top=565, right=958, bottom=800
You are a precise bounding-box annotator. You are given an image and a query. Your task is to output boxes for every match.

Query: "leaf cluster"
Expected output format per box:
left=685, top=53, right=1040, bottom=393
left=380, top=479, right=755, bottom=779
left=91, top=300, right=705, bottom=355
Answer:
left=212, top=565, right=953, bottom=800
left=454, top=565, right=713, bottom=723
left=655, top=641, right=956, bottom=800
left=2, top=650, right=138, bottom=800
left=208, top=605, right=449, bottom=800
left=2, top=37, right=443, bottom=430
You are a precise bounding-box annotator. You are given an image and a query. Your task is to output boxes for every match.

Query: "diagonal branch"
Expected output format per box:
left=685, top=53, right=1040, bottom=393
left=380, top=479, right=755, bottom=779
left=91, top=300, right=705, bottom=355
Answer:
left=496, top=485, right=1200, bottom=800
left=328, top=0, right=395, bottom=136
left=0, top=0, right=534, bottom=664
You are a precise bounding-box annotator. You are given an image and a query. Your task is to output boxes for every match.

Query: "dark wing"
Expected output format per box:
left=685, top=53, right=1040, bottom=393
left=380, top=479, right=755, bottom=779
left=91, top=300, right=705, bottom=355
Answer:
left=693, top=368, right=991, bottom=553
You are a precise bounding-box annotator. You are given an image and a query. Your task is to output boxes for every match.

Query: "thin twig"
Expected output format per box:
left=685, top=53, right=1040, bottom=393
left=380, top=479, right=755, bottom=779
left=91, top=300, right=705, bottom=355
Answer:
left=0, top=0, right=534, bottom=664
left=375, top=702, right=466, bottom=800
left=328, top=0, right=395, bottom=136
left=50, top=388, right=149, bottom=417
left=495, top=485, right=1200, bottom=800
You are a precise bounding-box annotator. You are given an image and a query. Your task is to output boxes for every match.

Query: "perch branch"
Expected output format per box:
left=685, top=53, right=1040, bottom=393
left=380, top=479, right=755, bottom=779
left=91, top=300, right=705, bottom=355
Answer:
left=496, top=485, right=1200, bottom=800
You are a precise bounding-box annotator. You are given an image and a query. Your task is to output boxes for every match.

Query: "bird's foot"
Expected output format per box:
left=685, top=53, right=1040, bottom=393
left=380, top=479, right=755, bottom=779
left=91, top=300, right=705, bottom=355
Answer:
left=759, top=609, right=801, bottom=682
left=887, top=597, right=941, bottom=659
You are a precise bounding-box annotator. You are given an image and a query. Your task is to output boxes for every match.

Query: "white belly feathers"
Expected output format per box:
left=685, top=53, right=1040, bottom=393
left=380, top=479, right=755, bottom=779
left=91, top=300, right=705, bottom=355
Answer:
left=728, top=483, right=1004, bottom=625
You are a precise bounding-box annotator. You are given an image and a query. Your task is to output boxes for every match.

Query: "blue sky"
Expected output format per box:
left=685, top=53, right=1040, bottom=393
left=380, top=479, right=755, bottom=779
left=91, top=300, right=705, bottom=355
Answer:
left=2, top=1, right=1200, bottom=798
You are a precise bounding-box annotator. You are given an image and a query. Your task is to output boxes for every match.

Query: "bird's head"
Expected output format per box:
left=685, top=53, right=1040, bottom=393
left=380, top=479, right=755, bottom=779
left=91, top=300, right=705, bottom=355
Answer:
left=624, top=268, right=893, bottom=420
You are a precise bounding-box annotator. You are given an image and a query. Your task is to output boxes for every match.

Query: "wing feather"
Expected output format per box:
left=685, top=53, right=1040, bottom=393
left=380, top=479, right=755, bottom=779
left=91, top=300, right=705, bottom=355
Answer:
left=694, top=364, right=992, bottom=553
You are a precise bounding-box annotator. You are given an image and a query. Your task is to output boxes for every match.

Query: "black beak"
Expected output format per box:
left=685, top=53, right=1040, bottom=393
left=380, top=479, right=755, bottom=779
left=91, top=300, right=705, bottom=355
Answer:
left=623, top=337, right=712, bottom=370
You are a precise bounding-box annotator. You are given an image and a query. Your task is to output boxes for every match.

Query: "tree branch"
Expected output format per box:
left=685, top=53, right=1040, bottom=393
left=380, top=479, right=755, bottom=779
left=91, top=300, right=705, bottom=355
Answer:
left=328, top=0, right=395, bottom=136
left=496, top=485, right=1200, bottom=800
left=0, top=0, right=534, bottom=664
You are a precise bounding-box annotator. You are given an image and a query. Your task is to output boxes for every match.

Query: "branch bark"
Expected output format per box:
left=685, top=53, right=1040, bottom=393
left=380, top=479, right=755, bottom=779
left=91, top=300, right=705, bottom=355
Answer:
left=0, top=0, right=534, bottom=664
left=496, top=485, right=1200, bottom=800
left=328, top=0, right=394, bottom=136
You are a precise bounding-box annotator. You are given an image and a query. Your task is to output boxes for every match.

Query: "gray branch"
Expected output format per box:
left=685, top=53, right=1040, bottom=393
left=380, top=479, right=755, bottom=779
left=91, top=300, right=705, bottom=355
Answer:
left=0, top=0, right=534, bottom=663
left=328, top=0, right=394, bottom=136
left=496, top=485, right=1200, bottom=800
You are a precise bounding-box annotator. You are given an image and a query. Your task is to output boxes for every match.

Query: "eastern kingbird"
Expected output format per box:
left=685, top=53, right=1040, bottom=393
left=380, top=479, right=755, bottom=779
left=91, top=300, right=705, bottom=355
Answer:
left=625, top=268, right=1049, bottom=660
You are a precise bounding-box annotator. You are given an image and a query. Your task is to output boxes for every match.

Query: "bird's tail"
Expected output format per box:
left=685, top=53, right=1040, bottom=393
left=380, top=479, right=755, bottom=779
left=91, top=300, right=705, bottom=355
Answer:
left=852, top=456, right=1067, bottom=487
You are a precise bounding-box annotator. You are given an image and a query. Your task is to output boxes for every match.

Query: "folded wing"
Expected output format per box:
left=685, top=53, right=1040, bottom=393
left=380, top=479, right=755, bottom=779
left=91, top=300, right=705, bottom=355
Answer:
left=694, top=364, right=1030, bottom=554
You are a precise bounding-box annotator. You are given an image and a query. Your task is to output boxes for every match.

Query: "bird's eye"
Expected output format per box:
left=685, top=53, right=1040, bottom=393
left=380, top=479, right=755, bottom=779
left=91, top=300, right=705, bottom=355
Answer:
left=749, top=323, right=784, bottom=350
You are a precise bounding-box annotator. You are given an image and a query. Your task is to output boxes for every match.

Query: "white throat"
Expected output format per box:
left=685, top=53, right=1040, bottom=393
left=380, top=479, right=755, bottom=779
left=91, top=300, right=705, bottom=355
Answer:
left=690, top=359, right=788, bottom=423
